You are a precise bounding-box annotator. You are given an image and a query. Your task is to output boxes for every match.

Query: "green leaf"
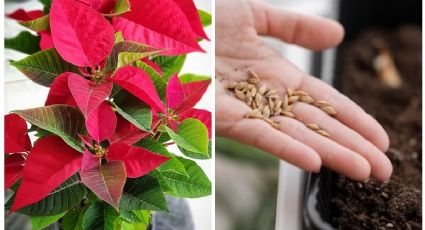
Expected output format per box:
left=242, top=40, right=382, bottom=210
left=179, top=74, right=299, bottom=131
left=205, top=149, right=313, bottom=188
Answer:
left=198, top=10, right=212, bottom=27
left=112, top=100, right=152, bottom=132
left=131, top=210, right=151, bottom=224
left=13, top=105, right=86, bottom=152
left=157, top=157, right=211, bottom=198
left=163, top=118, right=209, bottom=158
left=5, top=31, right=40, bottom=54
left=116, top=219, right=148, bottom=230
left=104, top=0, right=131, bottom=16
left=120, top=209, right=142, bottom=223
left=179, top=73, right=211, bottom=83
left=120, top=174, right=168, bottom=211
left=152, top=55, right=186, bottom=81
left=38, top=0, right=52, bottom=13
left=61, top=207, right=87, bottom=230
left=19, top=14, right=50, bottom=32
left=134, top=138, right=188, bottom=176
left=179, top=141, right=212, bottom=160
left=11, top=48, right=79, bottom=87
left=83, top=202, right=119, bottom=230
left=32, top=212, right=66, bottom=230
left=133, top=60, right=167, bottom=99
left=106, top=41, right=157, bottom=71
left=117, top=52, right=159, bottom=69
left=7, top=174, right=87, bottom=216
left=114, top=32, right=124, bottom=43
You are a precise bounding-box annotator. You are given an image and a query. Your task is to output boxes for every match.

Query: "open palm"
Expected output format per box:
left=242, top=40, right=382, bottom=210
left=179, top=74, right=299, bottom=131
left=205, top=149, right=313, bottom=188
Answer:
left=216, top=0, right=392, bottom=181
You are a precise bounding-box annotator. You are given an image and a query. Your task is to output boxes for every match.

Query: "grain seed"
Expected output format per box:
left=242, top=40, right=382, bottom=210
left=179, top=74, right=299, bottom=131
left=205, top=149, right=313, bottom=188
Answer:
left=306, top=123, right=321, bottom=131
left=247, top=70, right=260, bottom=84
left=265, top=89, right=277, bottom=97
left=250, top=87, right=257, bottom=96
left=263, top=105, right=271, bottom=118
left=287, top=87, right=293, bottom=96
left=246, top=109, right=263, bottom=119
left=314, top=100, right=331, bottom=107
left=274, top=107, right=282, bottom=116
left=255, top=93, right=262, bottom=106
left=245, top=91, right=253, bottom=105
left=258, top=85, right=267, bottom=95
left=285, top=104, right=294, bottom=112
left=288, top=96, right=299, bottom=104
left=282, top=111, right=295, bottom=118
left=235, top=89, right=245, bottom=100
left=321, top=106, right=337, bottom=115
left=269, top=98, right=275, bottom=111
left=282, top=94, right=289, bottom=109
left=293, top=90, right=308, bottom=96
left=235, top=82, right=248, bottom=90
left=316, top=129, right=330, bottom=137
left=275, top=100, right=282, bottom=109
left=226, top=81, right=237, bottom=89
left=300, top=95, right=314, bottom=104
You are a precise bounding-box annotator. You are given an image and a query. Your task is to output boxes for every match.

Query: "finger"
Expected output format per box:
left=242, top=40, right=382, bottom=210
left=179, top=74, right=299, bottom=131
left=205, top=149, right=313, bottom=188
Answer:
left=299, top=75, right=390, bottom=152
left=251, top=0, right=344, bottom=50
left=222, top=118, right=322, bottom=172
left=272, top=116, right=372, bottom=181
left=292, top=103, right=393, bottom=181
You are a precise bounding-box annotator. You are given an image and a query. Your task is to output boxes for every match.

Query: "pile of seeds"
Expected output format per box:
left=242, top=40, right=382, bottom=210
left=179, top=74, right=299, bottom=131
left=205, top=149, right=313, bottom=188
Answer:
left=226, top=70, right=336, bottom=137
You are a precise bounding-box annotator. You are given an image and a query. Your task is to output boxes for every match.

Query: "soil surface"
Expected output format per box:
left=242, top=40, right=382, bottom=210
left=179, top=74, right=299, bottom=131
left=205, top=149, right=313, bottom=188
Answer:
left=331, top=26, right=422, bottom=230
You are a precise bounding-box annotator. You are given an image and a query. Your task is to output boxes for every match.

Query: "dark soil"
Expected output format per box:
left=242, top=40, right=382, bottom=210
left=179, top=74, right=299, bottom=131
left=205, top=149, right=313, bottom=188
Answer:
left=331, top=26, right=422, bottom=230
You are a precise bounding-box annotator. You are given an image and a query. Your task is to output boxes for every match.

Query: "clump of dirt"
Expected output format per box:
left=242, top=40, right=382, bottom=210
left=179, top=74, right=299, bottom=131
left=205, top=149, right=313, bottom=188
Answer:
left=331, top=26, right=422, bottom=230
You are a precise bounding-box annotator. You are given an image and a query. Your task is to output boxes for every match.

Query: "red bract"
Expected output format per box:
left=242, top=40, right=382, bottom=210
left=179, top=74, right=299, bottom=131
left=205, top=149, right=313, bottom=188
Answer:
left=108, top=116, right=148, bottom=145
left=107, top=143, right=169, bottom=178
left=11, top=136, right=83, bottom=211
left=85, top=101, right=117, bottom=142
left=45, top=73, right=78, bottom=107
left=164, top=75, right=211, bottom=135
left=7, top=9, right=43, bottom=21
left=111, top=66, right=165, bottom=112
left=88, top=0, right=116, bottom=14
left=172, top=0, right=209, bottom=40
left=39, top=31, right=54, bottom=50
left=112, top=0, right=203, bottom=55
left=5, top=154, right=26, bottom=190
left=5, top=114, right=31, bottom=154
left=50, top=0, right=114, bottom=67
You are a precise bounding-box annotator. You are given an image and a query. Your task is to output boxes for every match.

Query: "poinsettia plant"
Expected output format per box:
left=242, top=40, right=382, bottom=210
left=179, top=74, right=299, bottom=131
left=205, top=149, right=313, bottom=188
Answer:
left=5, top=0, right=212, bottom=229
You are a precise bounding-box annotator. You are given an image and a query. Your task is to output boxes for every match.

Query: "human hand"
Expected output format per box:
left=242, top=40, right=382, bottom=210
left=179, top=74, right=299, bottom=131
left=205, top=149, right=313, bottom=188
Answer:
left=215, top=0, right=392, bottom=182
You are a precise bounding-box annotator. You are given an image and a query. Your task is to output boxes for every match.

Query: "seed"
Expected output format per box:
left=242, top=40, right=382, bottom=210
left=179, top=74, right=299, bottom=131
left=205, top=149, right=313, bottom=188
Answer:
left=235, top=89, right=245, bottom=100
left=255, top=94, right=262, bottom=106
left=300, top=95, right=314, bottom=104
left=269, top=98, right=275, bottom=111
left=282, top=111, right=295, bottom=118
left=275, top=100, right=282, bottom=109
left=274, top=107, right=282, bottom=116
left=285, top=104, right=294, bottom=112
left=321, top=106, right=337, bottom=115
left=250, top=87, right=257, bottom=96
left=270, top=121, right=280, bottom=129
left=258, top=103, right=264, bottom=111
left=282, top=94, right=288, bottom=109
left=265, top=89, right=277, bottom=97
left=316, top=129, right=330, bottom=137
left=252, top=103, right=258, bottom=109
left=247, top=70, right=260, bottom=84
left=246, top=109, right=263, bottom=118
left=247, top=84, right=255, bottom=90
left=287, top=87, right=293, bottom=96
left=314, top=100, right=331, bottom=107
left=245, top=91, right=253, bottom=105
left=288, top=96, right=299, bottom=104
left=386, top=223, right=394, bottom=228
left=293, top=90, right=308, bottom=96
left=226, top=81, right=237, bottom=89
left=258, top=85, right=267, bottom=95
left=235, top=82, right=248, bottom=90
left=306, top=123, right=321, bottom=130
left=381, top=192, right=389, bottom=199
left=263, top=105, right=271, bottom=118
left=241, top=87, right=248, bottom=93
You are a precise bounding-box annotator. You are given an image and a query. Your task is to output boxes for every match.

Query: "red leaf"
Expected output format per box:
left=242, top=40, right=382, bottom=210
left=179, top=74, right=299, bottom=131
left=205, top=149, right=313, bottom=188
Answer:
left=171, top=0, right=209, bottom=40
left=166, top=74, right=185, bottom=110
left=86, top=101, right=117, bottom=142
left=68, top=74, right=112, bottom=117
left=39, top=31, right=54, bottom=50
left=5, top=154, right=26, bottom=190
left=50, top=0, right=114, bottom=67
left=107, top=143, right=168, bottom=178
left=180, top=108, right=211, bottom=139
left=7, top=9, right=43, bottom=21
left=81, top=151, right=126, bottom=210
left=11, top=136, right=82, bottom=211
left=5, top=114, right=31, bottom=154
left=89, top=0, right=116, bottom=14
left=108, top=116, right=148, bottom=145
left=112, top=0, right=203, bottom=55
left=110, top=66, right=165, bottom=113
left=45, top=72, right=78, bottom=107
